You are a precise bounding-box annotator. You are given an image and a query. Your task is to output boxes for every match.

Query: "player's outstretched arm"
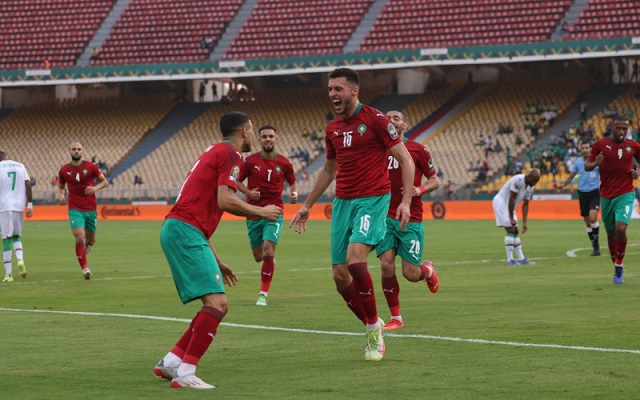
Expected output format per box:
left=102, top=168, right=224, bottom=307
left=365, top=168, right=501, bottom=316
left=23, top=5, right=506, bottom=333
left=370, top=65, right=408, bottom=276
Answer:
left=218, top=185, right=282, bottom=221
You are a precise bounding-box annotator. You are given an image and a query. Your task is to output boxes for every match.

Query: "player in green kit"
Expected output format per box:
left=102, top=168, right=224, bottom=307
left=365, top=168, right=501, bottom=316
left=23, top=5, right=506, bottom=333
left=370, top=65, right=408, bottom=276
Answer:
left=290, top=68, right=415, bottom=362
left=375, top=110, right=441, bottom=331
left=58, top=142, right=108, bottom=280
left=238, top=125, right=298, bottom=306
left=154, top=112, right=282, bottom=389
left=585, top=116, right=640, bottom=284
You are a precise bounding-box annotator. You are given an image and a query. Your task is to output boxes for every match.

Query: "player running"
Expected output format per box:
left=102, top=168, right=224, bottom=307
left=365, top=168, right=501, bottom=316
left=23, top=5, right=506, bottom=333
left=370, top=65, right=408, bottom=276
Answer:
left=375, top=110, right=441, bottom=331
left=585, top=115, right=640, bottom=284
left=237, top=125, right=298, bottom=306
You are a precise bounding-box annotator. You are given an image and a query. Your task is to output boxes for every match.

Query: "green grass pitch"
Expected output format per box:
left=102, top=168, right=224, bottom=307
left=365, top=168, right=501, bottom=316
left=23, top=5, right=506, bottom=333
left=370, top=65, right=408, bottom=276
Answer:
left=1, top=219, right=640, bottom=399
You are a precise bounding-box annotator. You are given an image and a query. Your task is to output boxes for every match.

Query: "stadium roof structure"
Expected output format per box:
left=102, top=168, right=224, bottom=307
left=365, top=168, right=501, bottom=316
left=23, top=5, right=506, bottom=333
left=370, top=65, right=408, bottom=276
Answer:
left=1, top=36, right=639, bottom=87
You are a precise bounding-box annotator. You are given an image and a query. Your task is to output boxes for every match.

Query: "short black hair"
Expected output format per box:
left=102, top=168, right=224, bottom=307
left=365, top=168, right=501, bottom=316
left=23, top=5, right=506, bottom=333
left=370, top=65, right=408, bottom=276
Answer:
left=219, top=112, right=251, bottom=138
left=259, top=125, right=277, bottom=135
left=328, top=68, right=359, bottom=86
left=613, top=115, right=630, bottom=124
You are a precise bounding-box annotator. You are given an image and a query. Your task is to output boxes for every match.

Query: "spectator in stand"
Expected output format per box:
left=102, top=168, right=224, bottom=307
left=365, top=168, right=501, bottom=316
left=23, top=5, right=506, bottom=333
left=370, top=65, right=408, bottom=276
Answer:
left=561, top=20, right=573, bottom=33
left=608, top=61, right=614, bottom=83
left=199, top=81, right=207, bottom=102
left=484, top=136, right=493, bottom=158
left=134, top=175, right=143, bottom=185
left=580, top=101, right=588, bottom=121
left=475, top=160, right=489, bottom=182
left=631, top=60, right=639, bottom=83
left=542, top=108, right=557, bottom=126
left=618, top=59, right=626, bottom=83
left=503, top=121, right=513, bottom=134
left=494, top=139, right=503, bottom=153
left=524, top=115, right=534, bottom=132
left=530, top=118, right=541, bottom=138
left=325, top=111, right=333, bottom=123
left=89, top=48, right=100, bottom=62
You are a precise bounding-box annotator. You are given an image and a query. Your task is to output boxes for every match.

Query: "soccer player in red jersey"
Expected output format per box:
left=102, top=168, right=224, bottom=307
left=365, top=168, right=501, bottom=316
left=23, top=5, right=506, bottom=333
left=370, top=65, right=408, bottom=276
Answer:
left=154, top=112, right=282, bottom=389
left=237, top=125, right=298, bottom=306
left=57, top=142, right=108, bottom=280
left=585, top=116, right=640, bottom=285
left=290, top=68, right=415, bottom=362
left=376, top=110, right=441, bottom=331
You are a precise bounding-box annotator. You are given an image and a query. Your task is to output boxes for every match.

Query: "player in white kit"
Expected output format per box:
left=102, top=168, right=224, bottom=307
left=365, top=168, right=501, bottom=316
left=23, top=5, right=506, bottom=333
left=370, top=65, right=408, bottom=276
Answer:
left=0, top=151, right=33, bottom=282
left=492, top=168, right=540, bottom=266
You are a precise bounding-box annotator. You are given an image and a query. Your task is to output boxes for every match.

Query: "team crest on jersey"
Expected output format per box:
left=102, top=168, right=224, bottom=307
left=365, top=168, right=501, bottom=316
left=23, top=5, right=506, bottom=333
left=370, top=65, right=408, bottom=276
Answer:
left=230, top=165, right=240, bottom=182
left=83, top=169, right=88, bottom=175
left=626, top=146, right=633, bottom=153
left=275, top=165, right=282, bottom=173
left=387, top=123, right=399, bottom=140
left=357, top=124, right=367, bottom=135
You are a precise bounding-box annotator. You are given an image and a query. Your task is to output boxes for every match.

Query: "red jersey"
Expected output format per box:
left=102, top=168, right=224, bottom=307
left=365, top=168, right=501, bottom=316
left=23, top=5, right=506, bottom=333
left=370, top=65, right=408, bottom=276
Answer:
left=589, top=137, right=640, bottom=199
left=166, top=141, right=243, bottom=239
left=58, top=161, right=102, bottom=211
left=387, top=139, right=436, bottom=222
left=325, top=103, right=402, bottom=199
left=239, top=152, right=295, bottom=219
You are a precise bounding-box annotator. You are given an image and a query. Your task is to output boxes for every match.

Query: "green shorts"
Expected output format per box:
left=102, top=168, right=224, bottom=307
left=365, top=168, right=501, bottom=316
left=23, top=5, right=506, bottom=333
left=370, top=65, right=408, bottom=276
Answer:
left=246, top=215, right=284, bottom=249
left=375, top=217, right=425, bottom=266
left=600, top=192, right=635, bottom=232
left=331, top=193, right=390, bottom=265
left=160, top=218, right=225, bottom=304
left=68, top=209, right=97, bottom=232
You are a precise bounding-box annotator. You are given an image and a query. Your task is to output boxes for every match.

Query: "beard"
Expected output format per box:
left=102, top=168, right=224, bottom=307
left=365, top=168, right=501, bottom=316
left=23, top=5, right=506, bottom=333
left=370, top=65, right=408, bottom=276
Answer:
left=71, top=155, right=81, bottom=162
left=241, top=142, right=251, bottom=152
left=262, top=144, right=274, bottom=154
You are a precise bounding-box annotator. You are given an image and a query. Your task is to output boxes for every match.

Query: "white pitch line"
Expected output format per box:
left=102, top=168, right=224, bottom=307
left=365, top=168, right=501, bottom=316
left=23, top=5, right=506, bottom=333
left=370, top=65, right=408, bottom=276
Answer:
left=8, top=249, right=640, bottom=285
left=566, top=243, right=639, bottom=258
left=1, top=307, right=639, bottom=355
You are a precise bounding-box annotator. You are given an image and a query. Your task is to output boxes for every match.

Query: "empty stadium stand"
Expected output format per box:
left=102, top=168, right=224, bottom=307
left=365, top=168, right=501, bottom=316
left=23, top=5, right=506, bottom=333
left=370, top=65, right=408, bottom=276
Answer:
left=0, top=0, right=114, bottom=70
left=0, top=95, right=176, bottom=201
left=223, top=0, right=374, bottom=60
left=567, top=0, right=640, bottom=40
left=115, top=88, right=334, bottom=196
left=93, top=0, right=242, bottom=66
left=359, top=0, right=571, bottom=52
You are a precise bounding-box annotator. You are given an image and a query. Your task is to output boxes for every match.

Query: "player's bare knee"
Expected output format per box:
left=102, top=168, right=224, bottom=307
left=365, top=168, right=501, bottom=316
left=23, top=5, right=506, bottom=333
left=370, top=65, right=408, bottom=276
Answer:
left=380, top=262, right=395, bottom=279
left=402, top=268, right=419, bottom=282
